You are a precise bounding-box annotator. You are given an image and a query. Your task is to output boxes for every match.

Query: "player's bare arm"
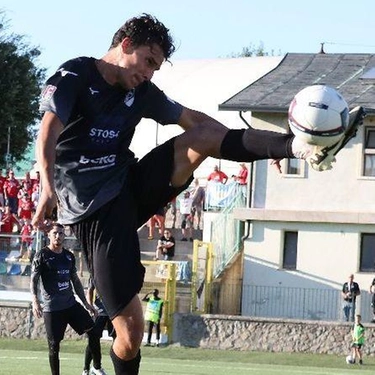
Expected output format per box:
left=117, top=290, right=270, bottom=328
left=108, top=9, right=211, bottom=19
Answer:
left=32, top=112, right=63, bottom=229
left=71, top=271, right=96, bottom=316
left=30, top=267, right=43, bottom=318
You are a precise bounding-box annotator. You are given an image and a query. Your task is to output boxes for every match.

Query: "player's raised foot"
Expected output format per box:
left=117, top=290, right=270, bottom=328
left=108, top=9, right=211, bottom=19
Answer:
left=90, top=368, right=107, bottom=375
left=293, top=106, right=366, bottom=171
left=82, top=370, right=89, bottom=375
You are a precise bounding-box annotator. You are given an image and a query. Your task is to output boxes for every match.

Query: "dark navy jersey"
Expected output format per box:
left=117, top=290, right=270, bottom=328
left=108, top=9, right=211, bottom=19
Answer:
left=39, top=57, right=183, bottom=224
left=31, top=247, right=77, bottom=312
left=87, top=277, right=108, bottom=316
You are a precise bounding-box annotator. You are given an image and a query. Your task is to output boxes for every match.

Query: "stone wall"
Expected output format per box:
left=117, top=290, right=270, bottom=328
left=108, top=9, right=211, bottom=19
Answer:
left=0, top=302, right=81, bottom=340
left=2, top=303, right=374, bottom=356
left=172, top=314, right=375, bottom=355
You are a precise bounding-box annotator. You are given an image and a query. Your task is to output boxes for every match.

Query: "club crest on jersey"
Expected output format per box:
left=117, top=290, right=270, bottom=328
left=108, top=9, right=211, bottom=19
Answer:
left=57, top=68, right=79, bottom=77
left=124, top=89, right=135, bottom=107
left=41, top=85, right=57, bottom=101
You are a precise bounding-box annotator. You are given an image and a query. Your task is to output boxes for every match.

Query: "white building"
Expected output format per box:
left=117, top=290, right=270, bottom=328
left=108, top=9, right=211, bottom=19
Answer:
left=221, top=53, right=375, bottom=320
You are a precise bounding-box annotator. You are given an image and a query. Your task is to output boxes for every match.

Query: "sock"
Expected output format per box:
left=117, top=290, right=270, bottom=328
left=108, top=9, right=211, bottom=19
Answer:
left=220, top=129, right=294, bottom=161
left=110, top=347, right=141, bottom=375
left=83, top=344, right=92, bottom=371
left=87, top=331, right=102, bottom=369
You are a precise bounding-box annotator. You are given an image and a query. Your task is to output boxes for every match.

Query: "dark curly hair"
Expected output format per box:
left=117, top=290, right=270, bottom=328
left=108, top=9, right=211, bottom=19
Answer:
left=110, top=13, right=175, bottom=60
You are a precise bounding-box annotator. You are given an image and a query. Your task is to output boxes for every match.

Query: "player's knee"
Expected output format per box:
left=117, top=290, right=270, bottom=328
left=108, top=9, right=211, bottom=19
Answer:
left=114, top=333, right=142, bottom=359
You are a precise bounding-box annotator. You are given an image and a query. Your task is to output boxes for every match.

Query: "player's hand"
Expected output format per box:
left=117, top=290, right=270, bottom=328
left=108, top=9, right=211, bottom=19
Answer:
left=86, top=303, right=98, bottom=318
left=32, top=189, right=57, bottom=230
left=32, top=299, right=43, bottom=319
left=270, top=159, right=282, bottom=174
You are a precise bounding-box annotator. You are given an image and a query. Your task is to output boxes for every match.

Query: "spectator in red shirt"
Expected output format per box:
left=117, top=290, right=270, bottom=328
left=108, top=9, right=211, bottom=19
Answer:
left=235, top=163, right=248, bottom=185
left=18, top=193, right=35, bottom=223
left=147, top=207, right=165, bottom=240
left=0, top=205, right=21, bottom=251
left=0, top=170, right=5, bottom=207
left=3, top=170, right=20, bottom=214
left=207, top=165, right=228, bottom=184
left=19, top=218, right=34, bottom=259
left=0, top=205, right=21, bottom=233
left=22, top=171, right=34, bottom=196
left=32, top=171, right=40, bottom=194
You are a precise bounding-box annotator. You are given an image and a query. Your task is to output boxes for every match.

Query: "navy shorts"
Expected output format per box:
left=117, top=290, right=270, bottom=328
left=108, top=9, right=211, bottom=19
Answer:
left=72, top=138, right=193, bottom=319
left=44, top=302, right=94, bottom=343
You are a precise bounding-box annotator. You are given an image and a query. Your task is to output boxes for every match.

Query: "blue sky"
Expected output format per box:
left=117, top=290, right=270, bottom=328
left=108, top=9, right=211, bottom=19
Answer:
left=1, top=0, right=375, bottom=77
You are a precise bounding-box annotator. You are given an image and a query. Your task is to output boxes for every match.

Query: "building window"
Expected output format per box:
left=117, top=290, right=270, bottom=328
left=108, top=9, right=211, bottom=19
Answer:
left=360, top=233, right=375, bottom=272
left=286, top=159, right=302, bottom=175
left=363, top=127, right=375, bottom=177
left=282, top=231, right=298, bottom=270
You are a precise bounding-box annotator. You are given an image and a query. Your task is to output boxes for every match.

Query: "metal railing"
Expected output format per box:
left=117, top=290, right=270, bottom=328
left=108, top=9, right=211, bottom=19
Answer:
left=219, top=283, right=373, bottom=322
left=210, top=189, right=245, bottom=278
left=205, top=181, right=247, bottom=211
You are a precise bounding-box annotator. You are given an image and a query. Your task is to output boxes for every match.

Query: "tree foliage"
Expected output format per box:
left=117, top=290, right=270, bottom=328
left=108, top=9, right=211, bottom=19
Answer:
left=0, top=13, right=45, bottom=170
left=229, top=42, right=282, bottom=57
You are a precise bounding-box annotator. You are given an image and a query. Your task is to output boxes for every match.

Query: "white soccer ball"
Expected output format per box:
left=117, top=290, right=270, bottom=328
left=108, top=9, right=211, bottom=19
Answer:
left=346, top=355, right=354, bottom=364
left=288, top=85, right=349, bottom=147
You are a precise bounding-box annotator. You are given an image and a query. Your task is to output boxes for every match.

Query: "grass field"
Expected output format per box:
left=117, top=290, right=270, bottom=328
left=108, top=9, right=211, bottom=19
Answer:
left=0, top=338, right=373, bottom=374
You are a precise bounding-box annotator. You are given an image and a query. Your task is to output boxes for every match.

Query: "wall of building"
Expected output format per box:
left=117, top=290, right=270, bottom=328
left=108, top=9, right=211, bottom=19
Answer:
left=250, top=113, right=375, bottom=214
left=241, top=221, right=375, bottom=320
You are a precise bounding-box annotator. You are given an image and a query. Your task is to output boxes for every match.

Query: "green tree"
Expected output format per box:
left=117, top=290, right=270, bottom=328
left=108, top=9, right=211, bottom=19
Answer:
left=0, top=14, right=45, bottom=170
left=229, top=42, right=282, bottom=57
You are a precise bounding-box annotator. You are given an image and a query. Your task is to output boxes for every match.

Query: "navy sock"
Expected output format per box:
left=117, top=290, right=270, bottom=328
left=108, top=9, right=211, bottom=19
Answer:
left=220, top=129, right=294, bottom=161
left=110, top=347, right=141, bottom=375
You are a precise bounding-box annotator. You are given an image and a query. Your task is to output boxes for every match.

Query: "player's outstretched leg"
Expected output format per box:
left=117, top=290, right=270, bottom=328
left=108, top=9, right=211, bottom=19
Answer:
left=306, top=106, right=366, bottom=171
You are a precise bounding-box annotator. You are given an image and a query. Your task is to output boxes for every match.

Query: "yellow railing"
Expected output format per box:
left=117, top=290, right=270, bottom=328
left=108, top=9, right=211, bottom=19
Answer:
left=190, top=240, right=214, bottom=314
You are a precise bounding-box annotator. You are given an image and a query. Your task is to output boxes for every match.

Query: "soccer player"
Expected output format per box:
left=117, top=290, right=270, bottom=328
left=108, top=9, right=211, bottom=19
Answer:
left=31, top=13, right=365, bottom=375
left=350, top=314, right=365, bottom=365
left=30, top=222, right=107, bottom=375
left=82, top=277, right=116, bottom=375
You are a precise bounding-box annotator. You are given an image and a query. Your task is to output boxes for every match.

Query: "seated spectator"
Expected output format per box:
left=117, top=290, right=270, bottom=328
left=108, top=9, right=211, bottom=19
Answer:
left=179, top=191, right=193, bottom=242
left=148, top=207, right=165, bottom=240
left=207, top=165, right=228, bottom=184
left=155, top=229, right=175, bottom=260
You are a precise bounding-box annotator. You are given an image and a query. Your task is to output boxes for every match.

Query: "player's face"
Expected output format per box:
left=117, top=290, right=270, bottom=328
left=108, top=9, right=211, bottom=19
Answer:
left=119, top=40, right=164, bottom=89
left=48, top=226, right=65, bottom=249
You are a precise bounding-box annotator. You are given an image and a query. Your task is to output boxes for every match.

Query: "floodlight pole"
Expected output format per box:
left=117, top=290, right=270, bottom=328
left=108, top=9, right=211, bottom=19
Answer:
left=6, top=126, right=11, bottom=170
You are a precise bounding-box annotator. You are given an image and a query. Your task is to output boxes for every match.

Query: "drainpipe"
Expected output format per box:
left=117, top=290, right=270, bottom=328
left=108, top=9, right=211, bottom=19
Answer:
left=238, top=111, right=253, bottom=209
left=238, top=111, right=254, bottom=315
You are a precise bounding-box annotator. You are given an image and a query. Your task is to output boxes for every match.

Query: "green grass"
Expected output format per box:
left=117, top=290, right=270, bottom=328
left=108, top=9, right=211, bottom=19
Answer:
left=0, top=338, right=373, bottom=374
